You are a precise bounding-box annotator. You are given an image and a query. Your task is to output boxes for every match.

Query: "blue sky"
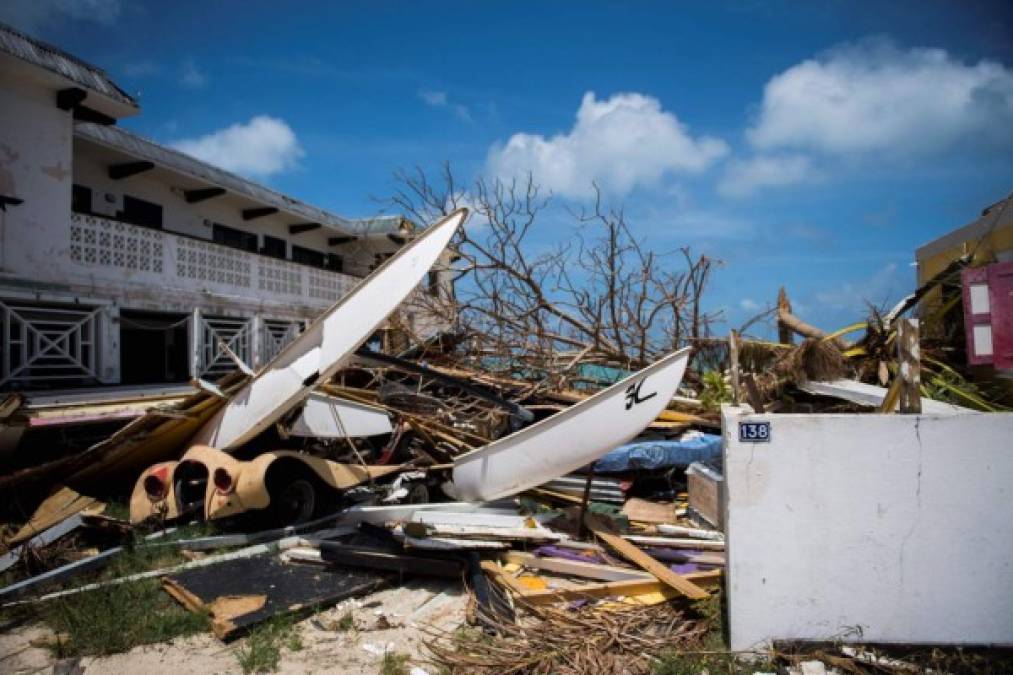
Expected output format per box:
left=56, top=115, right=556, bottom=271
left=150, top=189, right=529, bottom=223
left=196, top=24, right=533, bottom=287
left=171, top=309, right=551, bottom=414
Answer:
left=4, top=1, right=1012, bottom=337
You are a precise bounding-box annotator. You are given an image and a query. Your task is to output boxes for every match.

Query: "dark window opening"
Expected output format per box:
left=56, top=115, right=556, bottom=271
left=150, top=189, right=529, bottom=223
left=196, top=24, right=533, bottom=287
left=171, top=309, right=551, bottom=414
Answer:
left=292, top=245, right=325, bottom=268
left=427, top=270, right=440, bottom=296
left=261, top=235, right=287, bottom=259
left=119, top=195, right=163, bottom=229
left=71, top=184, right=92, bottom=214
left=325, top=253, right=343, bottom=273
left=213, top=223, right=257, bottom=252
left=119, top=309, right=189, bottom=385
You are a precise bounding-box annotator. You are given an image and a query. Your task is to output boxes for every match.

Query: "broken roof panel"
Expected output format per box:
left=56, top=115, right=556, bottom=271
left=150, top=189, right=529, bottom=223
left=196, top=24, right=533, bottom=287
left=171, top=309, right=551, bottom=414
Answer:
left=0, top=21, right=137, bottom=110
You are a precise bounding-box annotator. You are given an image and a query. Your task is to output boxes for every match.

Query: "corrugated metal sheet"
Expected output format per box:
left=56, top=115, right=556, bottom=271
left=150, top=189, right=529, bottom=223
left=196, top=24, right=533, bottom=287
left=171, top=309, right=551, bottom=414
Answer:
left=75, top=123, right=404, bottom=235
left=0, top=21, right=137, bottom=108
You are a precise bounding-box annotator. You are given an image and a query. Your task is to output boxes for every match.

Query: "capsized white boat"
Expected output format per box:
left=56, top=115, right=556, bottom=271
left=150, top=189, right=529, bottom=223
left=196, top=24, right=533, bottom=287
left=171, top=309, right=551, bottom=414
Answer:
left=287, top=393, right=393, bottom=439
left=191, top=208, right=467, bottom=450
left=452, top=346, right=692, bottom=502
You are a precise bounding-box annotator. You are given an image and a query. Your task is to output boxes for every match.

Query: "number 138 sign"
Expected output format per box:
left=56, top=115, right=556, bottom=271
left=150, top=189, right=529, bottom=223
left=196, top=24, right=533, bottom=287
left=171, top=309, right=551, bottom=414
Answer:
left=738, top=421, right=770, bottom=442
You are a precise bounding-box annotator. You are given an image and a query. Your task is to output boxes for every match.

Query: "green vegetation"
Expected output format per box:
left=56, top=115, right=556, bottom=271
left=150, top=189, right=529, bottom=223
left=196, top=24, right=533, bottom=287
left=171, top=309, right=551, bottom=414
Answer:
left=235, top=616, right=303, bottom=674
left=335, top=611, right=354, bottom=632
left=379, top=650, right=412, bottom=675
left=16, top=528, right=223, bottom=657
left=41, top=577, right=209, bottom=657
left=699, top=369, right=730, bottom=411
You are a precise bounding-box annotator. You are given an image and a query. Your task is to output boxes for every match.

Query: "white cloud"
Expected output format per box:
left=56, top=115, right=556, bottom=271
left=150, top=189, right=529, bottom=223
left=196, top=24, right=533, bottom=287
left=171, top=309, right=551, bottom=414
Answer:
left=0, top=0, right=120, bottom=31
left=740, top=298, right=762, bottom=311
left=122, top=61, right=159, bottom=78
left=180, top=60, right=207, bottom=89
left=487, top=91, right=728, bottom=199
left=419, top=90, right=448, bottom=106
left=747, top=39, right=1013, bottom=157
left=717, top=154, right=814, bottom=197
left=418, top=90, right=471, bottom=122
left=170, top=116, right=304, bottom=177
left=815, top=262, right=904, bottom=312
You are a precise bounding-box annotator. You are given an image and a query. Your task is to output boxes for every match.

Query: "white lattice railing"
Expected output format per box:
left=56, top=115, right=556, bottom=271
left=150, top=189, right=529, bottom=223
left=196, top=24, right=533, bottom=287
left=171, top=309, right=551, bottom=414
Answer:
left=68, top=213, right=356, bottom=309
left=0, top=299, right=101, bottom=387
left=261, top=319, right=302, bottom=365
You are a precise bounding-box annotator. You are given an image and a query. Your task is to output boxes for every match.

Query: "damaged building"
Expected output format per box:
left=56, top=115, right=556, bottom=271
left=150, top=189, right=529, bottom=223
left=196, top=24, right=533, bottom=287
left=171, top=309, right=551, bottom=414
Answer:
left=0, top=22, right=454, bottom=396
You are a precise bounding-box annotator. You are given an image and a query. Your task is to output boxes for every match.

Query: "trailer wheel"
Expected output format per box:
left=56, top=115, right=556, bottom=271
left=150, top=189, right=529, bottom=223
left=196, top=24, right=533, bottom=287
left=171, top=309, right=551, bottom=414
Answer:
left=406, top=481, right=429, bottom=504
left=272, top=478, right=317, bottom=525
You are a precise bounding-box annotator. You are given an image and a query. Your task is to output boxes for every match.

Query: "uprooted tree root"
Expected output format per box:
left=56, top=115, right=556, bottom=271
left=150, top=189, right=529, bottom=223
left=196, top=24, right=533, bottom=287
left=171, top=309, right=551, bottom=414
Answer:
left=755, top=338, right=848, bottom=401
left=423, top=600, right=710, bottom=675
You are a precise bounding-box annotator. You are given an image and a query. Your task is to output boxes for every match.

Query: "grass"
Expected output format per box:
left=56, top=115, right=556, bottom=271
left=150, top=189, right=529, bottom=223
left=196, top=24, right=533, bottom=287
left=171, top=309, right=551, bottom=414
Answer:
left=379, top=650, right=412, bottom=675
left=40, top=577, right=209, bottom=657
left=235, top=616, right=303, bottom=674
left=335, top=611, right=354, bottom=631
left=13, top=528, right=224, bottom=658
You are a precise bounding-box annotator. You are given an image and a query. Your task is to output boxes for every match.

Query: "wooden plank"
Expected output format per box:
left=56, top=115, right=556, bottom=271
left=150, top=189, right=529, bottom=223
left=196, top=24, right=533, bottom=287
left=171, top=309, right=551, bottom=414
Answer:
left=480, top=560, right=533, bottom=598
left=622, top=535, right=725, bottom=551
left=585, top=515, right=709, bottom=600
left=898, top=319, right=922, bottom=414
left=5, top=487, right=100, bottom=546
left=621, top=497, right=676, bottom=524
left=502, top=552, right=652, bottom=582
left=729, top=329, right=741, bottom=407
left=515, top=571, right=722, bottom=605
left=743, top=373, right=765, bottom=413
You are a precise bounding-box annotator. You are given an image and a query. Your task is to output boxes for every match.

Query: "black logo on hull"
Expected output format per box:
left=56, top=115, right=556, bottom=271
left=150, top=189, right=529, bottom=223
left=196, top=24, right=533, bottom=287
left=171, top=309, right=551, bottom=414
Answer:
left=625, top=379, right=657, bottom=409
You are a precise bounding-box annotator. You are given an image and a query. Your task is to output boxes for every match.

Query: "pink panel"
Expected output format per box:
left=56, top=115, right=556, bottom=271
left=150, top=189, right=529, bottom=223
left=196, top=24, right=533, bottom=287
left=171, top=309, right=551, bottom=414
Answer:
left=988, top=261, right=1013, bottom=371
left=962, top=266, right=992, bottom=365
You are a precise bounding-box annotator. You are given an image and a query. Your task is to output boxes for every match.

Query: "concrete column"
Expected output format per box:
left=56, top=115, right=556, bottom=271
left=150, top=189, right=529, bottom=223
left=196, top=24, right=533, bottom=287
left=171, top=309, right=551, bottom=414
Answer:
left=98, top=303, right=120, bottom=384
left=250, top=313, right=264, bottom=368
left=189, top=307, right=202, bottom=378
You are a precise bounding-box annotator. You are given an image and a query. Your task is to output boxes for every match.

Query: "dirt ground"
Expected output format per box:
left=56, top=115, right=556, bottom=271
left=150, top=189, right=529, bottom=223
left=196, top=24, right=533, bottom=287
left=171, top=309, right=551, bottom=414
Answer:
left=0, top=578, right=468, bottom=674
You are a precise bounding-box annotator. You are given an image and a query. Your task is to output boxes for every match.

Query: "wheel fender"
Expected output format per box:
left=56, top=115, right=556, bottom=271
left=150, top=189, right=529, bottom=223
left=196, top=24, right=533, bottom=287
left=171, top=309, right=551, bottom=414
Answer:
left=129, top=461, right=180, bottom=523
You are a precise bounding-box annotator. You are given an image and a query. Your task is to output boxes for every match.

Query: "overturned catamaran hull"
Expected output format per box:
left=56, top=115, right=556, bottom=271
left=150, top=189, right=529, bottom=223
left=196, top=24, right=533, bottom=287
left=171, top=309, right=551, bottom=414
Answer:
left=452, top=347, right=692, bottom=502
left=192, top=209, right=467, bottom=450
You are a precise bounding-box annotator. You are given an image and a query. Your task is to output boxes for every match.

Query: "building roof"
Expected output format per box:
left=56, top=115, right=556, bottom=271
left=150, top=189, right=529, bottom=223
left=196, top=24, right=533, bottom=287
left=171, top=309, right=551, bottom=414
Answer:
left=0, top=21, right=137, bottom=109
left=75, top=122, right=405, bottom=235
left=916, top=192, right=1013, bottom=262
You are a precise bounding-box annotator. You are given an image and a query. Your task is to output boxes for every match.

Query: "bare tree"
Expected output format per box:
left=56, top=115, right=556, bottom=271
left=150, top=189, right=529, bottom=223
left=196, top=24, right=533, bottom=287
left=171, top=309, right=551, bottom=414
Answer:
left=385, top=163, right=720, bottom=385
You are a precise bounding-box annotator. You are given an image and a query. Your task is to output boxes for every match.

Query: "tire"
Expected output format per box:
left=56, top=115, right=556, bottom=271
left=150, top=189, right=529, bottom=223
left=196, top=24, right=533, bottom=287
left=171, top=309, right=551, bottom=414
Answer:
left=271, top=478, right=317, bottom=525
left=405, top=481, right=429, bottom=504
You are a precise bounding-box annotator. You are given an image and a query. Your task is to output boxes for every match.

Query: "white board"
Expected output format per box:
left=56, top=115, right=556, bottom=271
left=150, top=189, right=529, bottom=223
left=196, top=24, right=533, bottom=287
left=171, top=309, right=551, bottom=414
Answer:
left=452, top=347, right=691, bottom=501
left=192, top=209, right=466, bottom=450
left=287, top=393, right=392, bottom=438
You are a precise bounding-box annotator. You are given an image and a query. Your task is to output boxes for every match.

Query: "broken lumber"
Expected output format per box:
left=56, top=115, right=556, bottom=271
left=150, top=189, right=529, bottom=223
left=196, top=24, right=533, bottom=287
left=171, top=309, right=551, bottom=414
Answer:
left=509, top=571, right=722, bottom=605
left=622, top=535, right=725, bottom=551
left=502, top=552, right=652, bottom=582
left=585, top=515, right=709, bottom=600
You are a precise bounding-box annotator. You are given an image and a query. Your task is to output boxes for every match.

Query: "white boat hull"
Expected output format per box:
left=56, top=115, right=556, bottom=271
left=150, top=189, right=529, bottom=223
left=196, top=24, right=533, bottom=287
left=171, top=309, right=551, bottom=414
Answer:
left=452, top=347, right=692, bottom=501
left=192, top=209, right=467, bottom=450
left=287, top=393, right=393, bottom=439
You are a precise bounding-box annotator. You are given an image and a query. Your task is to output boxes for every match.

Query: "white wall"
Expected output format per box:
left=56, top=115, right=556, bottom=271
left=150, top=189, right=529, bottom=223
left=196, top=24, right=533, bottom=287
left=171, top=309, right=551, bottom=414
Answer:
left=723, top=406, right=1013, bottom=650
left=0, top=71, right=73, bottom=278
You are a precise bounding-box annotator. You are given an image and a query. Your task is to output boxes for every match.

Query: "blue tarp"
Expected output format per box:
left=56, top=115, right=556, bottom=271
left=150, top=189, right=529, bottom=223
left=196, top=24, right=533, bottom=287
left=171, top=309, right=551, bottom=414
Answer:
left=594, top=433, right=722, bottom=473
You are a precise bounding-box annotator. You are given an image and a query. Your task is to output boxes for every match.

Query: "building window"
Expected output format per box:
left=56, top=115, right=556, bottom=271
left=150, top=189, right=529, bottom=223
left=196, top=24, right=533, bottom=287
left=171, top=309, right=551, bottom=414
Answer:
left=261, top=235, right=287, bottom=259
left=120, top=195, right=163, bottom=229
left=212, top=223, right=258, bottom=252
left=428, top=270, right=440, bottom=296
left=325, top=253, right=343, bottom=273
left=71, top=184, right=92, bottom=214
left=292, top=245, right=325, bottom=268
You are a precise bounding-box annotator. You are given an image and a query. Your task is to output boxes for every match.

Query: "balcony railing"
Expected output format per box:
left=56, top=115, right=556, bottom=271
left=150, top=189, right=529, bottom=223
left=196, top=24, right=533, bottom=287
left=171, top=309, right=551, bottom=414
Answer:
left=66, top=213, right=357, bottom=309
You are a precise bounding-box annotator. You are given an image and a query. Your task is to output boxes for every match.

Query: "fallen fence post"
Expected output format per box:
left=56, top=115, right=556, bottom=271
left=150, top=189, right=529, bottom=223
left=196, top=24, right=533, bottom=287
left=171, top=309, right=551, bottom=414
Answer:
left=898, top=319, right=922, bottom=414
left=729, top=330, right=741, bottom=407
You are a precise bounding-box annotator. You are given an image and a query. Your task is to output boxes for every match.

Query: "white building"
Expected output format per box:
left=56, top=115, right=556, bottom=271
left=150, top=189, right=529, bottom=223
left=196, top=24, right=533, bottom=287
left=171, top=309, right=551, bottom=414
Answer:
left=0, top=23, right=452, bottom=391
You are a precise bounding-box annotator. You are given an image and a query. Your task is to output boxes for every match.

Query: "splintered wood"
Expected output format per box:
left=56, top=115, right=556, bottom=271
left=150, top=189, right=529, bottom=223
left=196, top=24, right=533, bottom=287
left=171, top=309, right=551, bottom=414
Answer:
left=425, top=598, right=710, bottom=675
